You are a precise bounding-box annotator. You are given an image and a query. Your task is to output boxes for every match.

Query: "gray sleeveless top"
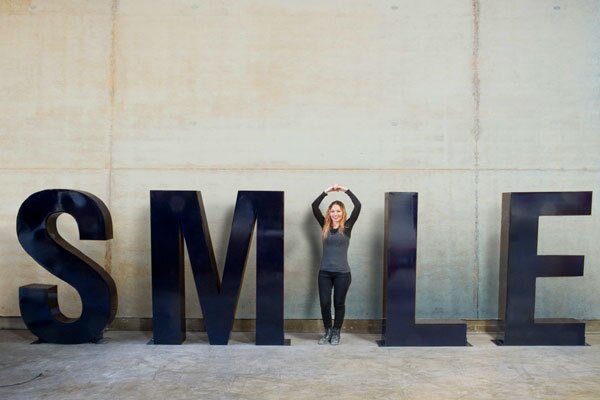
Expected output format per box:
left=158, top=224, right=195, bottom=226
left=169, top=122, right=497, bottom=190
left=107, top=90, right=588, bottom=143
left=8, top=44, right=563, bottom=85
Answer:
left=311, top=190, right=361, bottom=273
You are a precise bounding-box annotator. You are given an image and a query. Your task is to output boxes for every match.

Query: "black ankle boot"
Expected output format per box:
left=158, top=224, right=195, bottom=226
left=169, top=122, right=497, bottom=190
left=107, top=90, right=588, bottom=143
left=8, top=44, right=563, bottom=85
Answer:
left=318, top=328, right=332, bottom=345
left=330, top=328, right=341, bottom=345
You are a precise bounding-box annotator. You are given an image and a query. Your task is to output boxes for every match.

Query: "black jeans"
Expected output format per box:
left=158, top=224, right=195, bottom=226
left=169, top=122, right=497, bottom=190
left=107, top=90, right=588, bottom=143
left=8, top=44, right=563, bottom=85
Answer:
left=318, top=270, right=352, bottom=329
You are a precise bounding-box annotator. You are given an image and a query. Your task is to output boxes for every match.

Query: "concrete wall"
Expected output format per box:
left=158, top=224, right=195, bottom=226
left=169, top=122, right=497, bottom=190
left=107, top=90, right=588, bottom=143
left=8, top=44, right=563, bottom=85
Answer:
left=1, top=0, right=599, bottom=322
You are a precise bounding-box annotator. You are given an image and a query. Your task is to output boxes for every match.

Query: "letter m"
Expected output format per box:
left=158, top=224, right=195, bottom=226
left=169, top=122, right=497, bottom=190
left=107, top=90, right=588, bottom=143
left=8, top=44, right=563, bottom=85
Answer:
left=150, top=191, right=285, bottom=345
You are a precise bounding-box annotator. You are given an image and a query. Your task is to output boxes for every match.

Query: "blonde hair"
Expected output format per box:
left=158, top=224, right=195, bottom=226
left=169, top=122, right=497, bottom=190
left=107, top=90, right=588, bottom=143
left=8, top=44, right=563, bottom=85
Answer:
left=323, top=201, right=347, bottom=239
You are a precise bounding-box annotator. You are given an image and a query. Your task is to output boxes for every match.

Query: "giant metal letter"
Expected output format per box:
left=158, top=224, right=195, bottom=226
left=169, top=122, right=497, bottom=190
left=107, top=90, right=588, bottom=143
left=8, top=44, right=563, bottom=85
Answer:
left=499, top=192, right=592, bottom=345
left=16, top=189, right=117, bottom=344
left=380, top=192, right=466, bottom=346
left=150, top=191, right=285, bottom=345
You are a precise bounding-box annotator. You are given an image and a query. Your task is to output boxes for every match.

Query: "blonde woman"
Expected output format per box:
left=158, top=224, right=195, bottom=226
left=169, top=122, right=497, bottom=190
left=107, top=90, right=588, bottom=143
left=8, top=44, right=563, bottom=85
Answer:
left=311, top=184, right=361, bottom=345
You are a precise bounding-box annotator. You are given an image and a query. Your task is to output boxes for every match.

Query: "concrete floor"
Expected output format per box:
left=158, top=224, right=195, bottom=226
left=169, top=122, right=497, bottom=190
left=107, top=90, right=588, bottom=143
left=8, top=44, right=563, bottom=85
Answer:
left=1, top=331, right=599, bottom=399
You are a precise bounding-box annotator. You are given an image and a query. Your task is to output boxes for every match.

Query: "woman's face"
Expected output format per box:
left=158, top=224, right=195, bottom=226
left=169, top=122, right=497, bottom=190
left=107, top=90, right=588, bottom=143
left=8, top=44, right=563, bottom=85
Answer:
left=329, top=204, right=343, bottom=224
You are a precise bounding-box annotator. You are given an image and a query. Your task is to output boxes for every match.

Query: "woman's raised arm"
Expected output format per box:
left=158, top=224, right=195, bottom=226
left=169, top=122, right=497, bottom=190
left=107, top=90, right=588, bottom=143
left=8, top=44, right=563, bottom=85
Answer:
left=344, top=189, right=361, bottom=229
left=311, top=191, right=328, bottom=227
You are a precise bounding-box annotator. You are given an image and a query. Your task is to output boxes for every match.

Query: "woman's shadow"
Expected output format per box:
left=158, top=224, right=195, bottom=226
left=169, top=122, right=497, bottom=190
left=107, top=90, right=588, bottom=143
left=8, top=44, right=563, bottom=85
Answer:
left=302, top=210, right=321, bottom=316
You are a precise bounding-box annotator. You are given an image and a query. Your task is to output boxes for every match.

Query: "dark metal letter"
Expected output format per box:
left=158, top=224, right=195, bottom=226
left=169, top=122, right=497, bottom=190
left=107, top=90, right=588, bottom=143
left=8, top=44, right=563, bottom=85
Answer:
left=499, top=192, right=592, bottom=345
left=16, top=189, right=117, bottom=344
left=380, top=192, right=466, bottom=346
left=150, top=191, right=285, bottom=345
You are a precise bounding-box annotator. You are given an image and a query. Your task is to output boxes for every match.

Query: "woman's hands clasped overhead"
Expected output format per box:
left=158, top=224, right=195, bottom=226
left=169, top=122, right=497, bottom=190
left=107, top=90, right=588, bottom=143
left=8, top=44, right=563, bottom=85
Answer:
left=325, top=184, right=348, bottom=193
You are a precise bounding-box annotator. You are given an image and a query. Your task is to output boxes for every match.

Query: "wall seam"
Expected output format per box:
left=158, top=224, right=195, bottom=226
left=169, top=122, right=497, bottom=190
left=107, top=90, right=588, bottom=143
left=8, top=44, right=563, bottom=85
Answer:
left=105, top=0, right=119, bottom=275
left=472, top=0, right=481, bottom=319
left=4, top=167, right=599, bottom=172
left=104, top=167, right=600, bottom=172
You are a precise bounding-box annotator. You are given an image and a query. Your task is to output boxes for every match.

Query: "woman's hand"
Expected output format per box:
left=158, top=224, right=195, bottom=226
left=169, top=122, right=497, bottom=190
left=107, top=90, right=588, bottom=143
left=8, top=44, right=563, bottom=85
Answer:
left=325, top=184, right=348, bottom=193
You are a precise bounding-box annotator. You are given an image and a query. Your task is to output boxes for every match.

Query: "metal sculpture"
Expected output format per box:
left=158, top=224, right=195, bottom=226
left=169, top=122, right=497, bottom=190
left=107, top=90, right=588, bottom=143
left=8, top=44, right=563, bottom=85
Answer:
left=16, top=189, right=117, bottom=344
left=150, top=191, right=285, bottom=345
left=499, top=192, right=592, bottom=345
left=380, top=192, right=467, bottom=346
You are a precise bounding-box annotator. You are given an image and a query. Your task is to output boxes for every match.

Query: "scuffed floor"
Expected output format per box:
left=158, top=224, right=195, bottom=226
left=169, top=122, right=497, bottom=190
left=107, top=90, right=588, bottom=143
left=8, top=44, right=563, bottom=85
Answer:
left=1, top=330, right=599, bottom=399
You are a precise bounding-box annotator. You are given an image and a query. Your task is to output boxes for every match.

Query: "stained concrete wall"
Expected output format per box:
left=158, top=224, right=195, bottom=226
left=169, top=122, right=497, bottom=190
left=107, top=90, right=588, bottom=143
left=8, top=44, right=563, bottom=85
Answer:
left=1, top=0, right=599, bottom=323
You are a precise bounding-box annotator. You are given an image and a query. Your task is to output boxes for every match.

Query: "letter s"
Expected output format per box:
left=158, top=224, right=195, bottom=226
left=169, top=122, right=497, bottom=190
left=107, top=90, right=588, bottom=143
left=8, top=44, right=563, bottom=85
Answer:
left=16, top=189, right=118, bottom=344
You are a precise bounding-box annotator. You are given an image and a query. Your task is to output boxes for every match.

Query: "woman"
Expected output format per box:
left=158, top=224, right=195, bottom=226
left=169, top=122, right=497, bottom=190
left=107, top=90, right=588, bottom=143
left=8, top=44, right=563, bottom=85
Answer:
left=312, top=184, right=361, bottom=345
